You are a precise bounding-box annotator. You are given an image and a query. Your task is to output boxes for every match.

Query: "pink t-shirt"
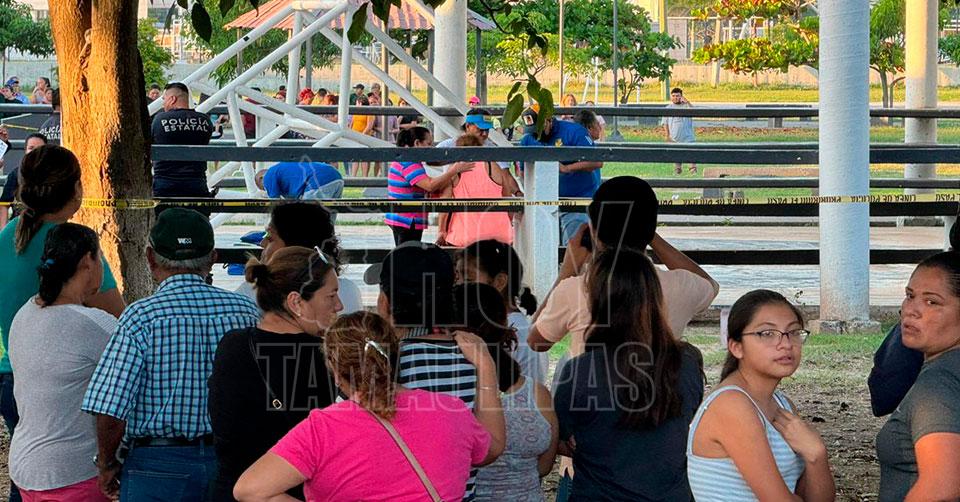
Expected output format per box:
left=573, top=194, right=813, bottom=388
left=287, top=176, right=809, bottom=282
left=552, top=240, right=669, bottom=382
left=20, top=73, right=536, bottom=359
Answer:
left=271, top=389, right=491, bottom=502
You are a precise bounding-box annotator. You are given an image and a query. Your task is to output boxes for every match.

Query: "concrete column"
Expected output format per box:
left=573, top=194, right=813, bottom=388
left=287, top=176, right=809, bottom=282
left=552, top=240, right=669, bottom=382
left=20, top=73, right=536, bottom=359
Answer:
left=520, top=161, right=560, bottom=302
left=816, top=0, right=878, bottom=333
left=286, top=11, right=304, bottom=106
left=433, top=0, right=467, bottom=141
left=904, top=0, right=938, bottom=196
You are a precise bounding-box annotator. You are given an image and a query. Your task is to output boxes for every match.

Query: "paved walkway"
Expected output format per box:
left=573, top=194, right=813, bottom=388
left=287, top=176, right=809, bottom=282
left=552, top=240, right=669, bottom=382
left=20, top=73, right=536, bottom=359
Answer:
left=212, top=223, right=947, bottom=308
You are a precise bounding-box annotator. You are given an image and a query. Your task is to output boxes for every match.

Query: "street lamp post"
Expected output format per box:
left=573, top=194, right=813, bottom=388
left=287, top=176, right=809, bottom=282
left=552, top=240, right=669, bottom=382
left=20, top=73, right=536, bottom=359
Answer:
left=609, top=0, right=624, bottom=141
left=559, top=0, right=565, bottom=98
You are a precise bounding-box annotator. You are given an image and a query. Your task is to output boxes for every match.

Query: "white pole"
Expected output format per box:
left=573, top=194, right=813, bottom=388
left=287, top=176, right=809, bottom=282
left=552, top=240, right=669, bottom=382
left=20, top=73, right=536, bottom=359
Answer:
left=226, top=92, right=259, bottom=195
left=317, top=27, right=463, bottom=139
left=817, top=0, right=876, bottom=332
left=196, top=3, right=349, bottom=114
left=433, top=0, right=467, bottom=142
left=148, top=5, right=296, bottom=114
left=520, top=161, right=560, bottom=301
left=338, top=5, right=355, bottom=134
left=286, top=12, right=304, bottom=107
left=904, top=0, right=938, bottom=197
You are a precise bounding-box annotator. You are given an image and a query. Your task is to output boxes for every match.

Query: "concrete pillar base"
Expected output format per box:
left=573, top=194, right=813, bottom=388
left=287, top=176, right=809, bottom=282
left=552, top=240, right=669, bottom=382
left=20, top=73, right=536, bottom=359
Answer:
left=809, top=319, right=882, bottom=335
left=896, top=216, right=942, bottom=227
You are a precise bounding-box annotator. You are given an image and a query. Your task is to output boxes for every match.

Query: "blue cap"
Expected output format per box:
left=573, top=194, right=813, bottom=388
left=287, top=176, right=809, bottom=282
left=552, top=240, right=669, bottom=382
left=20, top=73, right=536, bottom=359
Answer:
left=464, top=113, right=494, bottom=130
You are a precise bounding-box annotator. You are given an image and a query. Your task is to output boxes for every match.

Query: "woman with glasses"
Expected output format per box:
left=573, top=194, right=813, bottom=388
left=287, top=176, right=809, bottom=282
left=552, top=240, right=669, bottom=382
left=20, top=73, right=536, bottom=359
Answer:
left=687, top=289, right=835, bottom=501
left=209, top=246, right=343, bottom=501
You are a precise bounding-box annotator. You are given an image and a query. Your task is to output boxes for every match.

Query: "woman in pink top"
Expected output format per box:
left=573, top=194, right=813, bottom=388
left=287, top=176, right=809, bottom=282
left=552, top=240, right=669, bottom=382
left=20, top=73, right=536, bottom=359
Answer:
left=233, top=312, right=506, bottom=502
left=437, top=134, right=515, bottom=247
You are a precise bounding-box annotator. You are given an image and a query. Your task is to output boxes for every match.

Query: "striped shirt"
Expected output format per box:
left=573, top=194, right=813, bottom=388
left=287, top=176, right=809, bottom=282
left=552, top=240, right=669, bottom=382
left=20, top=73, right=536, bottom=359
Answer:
left=82, top=274, right=260, bottom=440
left=385, top=161, right=429, bottom=230
left=398, top=330, right=479, bottom=501
left=687, top=386, right=805, bottom=500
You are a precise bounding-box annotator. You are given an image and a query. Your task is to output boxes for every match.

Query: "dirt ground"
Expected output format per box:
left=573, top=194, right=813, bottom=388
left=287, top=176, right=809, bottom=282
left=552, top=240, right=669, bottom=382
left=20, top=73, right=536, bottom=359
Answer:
left=0, top=323, right=887, bottom=501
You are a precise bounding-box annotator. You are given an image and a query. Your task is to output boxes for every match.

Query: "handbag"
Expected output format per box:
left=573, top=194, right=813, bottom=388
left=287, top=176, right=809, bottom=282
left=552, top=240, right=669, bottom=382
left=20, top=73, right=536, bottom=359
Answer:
left=367, top=409, right=444, bottom=502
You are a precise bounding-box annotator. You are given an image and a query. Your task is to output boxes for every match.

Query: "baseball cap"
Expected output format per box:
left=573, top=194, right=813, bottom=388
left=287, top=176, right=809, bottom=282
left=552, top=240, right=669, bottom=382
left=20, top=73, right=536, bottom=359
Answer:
left=354, top=83, right=365, bottom=90
left=5, top=77, right=19, bottom=87
left=464, top=113, right=494, bottom=130
left=521, top=104, right=541, bottom=135
left=365, top=242, right=456, bottom=327
left=149, top=208, right=215, bottom=260
left=468, top=95, right=481, bottom=105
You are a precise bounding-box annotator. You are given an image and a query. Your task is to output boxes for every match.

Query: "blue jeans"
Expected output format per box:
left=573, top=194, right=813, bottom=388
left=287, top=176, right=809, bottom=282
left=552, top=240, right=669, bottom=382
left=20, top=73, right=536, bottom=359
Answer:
left=555, top=471, right=573, bottom=502
left=120, top=444, right=218, bottom=502
left=0, top=373, right=21, bottom=502
left=303, top=179, right=345, bottom=223
left=560, top=212, right=590, bottom=246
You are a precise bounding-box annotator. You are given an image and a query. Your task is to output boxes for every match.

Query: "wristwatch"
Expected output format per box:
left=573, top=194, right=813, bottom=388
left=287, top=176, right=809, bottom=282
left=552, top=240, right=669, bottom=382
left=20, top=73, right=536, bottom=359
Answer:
left=93, top=453, right=119, bottom=469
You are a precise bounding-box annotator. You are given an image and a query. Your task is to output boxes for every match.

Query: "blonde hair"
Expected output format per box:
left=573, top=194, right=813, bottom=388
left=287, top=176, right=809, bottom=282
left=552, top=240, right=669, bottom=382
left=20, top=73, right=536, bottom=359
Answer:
left=324, top=312, right=399, bottom=419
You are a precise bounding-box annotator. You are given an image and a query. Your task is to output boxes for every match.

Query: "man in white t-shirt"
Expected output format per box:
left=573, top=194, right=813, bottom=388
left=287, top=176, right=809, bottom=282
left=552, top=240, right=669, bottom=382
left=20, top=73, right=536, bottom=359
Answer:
left=663, top=87, right=697, bottom=175
left=527, top=175, right=719, bottom=355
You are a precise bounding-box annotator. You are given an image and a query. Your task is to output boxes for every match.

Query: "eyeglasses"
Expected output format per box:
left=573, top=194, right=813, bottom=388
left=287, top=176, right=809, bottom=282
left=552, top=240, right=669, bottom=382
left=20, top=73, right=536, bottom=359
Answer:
left=742, top=329, right=810, bottom=345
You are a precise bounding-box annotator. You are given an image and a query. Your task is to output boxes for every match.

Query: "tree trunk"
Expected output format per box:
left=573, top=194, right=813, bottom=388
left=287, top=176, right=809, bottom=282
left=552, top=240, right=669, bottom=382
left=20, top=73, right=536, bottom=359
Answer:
left=879, top=71, right=889, bottom=108
left=49, top=0, right=154, bottom=301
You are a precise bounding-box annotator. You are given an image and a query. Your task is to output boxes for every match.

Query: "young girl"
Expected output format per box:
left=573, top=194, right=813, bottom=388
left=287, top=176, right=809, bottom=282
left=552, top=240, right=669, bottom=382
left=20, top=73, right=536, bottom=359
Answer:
left=456, top=239, right=545, bottom=383
left=384, top=126, right=472, bottom=245
left=687, top=289, right=835, bottom=501
left=436, top=134, right=515, bottom=247
left=454, top=283, right=557, bottom=501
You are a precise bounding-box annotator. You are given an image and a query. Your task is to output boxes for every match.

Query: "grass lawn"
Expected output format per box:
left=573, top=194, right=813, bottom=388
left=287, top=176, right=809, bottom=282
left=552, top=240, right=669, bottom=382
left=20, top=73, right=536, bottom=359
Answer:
left=481, top=82, right=960, bottom=104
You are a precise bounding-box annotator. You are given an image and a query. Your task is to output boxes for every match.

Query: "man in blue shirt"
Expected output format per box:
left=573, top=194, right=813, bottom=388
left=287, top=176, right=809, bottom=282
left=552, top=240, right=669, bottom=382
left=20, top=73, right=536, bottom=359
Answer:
left=83, top=209, right=259, bottom=501
left=518, top=105, right=603, bottom=244
left=255, top=161, right=344, bottom=201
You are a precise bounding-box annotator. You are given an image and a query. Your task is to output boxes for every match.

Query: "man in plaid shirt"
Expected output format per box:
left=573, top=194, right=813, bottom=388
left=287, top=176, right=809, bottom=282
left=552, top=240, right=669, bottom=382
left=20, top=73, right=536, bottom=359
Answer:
left=82, top=209, right=259, bottom=500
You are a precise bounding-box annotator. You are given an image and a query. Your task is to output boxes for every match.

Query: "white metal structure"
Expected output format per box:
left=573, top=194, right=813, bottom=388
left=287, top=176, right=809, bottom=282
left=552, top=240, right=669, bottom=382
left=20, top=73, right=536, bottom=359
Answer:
left=147, top=0, right=507, bottom=226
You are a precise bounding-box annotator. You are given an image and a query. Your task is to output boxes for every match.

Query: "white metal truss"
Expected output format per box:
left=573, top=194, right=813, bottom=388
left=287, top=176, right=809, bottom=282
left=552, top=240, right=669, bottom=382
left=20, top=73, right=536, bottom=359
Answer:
left=146, top=0, right=487, bottom=225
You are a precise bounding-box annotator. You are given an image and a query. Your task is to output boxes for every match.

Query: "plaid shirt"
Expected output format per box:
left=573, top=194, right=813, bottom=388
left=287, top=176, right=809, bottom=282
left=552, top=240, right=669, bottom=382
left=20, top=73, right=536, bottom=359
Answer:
left=82, top=274, right=259, bottom=440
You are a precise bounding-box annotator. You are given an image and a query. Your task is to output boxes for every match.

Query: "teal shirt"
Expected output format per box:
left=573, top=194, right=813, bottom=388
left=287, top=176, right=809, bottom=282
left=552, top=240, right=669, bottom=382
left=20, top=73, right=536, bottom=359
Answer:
left=0, top=218, right=117, bottom=374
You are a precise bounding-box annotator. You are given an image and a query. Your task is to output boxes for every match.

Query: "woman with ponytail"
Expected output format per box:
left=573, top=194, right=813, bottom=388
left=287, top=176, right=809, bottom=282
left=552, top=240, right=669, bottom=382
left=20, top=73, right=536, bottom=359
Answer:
left=453, top=282, right=558, bottom=501
left=235, top=312, right=501, bottom=502
left=0, top=146, right=123, bottom=501
left=7, top=223, right=115, bottom=501
left=457, top=239, right=546, bottom=383
left=209, top=246, right=343, bottom=501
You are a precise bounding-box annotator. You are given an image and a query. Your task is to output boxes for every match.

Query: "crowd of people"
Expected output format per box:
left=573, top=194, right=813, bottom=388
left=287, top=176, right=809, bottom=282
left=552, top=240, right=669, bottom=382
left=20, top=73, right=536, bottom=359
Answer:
left=0, top=141, right=955, bottom=502
left=0, top=80, right=958, bottom=502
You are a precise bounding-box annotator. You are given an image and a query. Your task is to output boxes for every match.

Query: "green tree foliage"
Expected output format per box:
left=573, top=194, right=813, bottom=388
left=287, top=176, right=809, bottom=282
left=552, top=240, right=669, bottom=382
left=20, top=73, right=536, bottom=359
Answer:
left=0, top=0, right=53, bottom=77
left=690, top=0, right=817, bottom=85
left=566, top=0, right=677, bottom=103
left=869, top=0, right=904, bottom=109
left=138, top=20, right=174, bottom=88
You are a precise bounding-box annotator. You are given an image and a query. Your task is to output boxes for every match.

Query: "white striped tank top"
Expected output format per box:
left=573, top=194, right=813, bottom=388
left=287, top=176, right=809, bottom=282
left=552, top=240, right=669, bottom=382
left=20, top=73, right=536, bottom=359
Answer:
left=686, top=385, right=805, bottom=501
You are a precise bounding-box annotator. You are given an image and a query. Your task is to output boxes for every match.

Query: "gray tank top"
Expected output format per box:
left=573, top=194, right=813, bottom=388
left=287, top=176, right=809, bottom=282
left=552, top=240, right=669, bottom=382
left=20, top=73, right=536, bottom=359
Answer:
left=475, top=377, right=551, bottom=501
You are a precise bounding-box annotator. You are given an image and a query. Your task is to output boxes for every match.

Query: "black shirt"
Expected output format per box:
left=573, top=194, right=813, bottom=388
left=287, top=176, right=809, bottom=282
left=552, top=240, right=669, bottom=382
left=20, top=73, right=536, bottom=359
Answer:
left=208, top=327, right=338, bottom=501
left=554, top=343, right=705, bottom=502
left=151, top=108, right=213, bottom=186
left=37, top=112, right=61, bottom=144
left=1, top=166, right=18, bottom=217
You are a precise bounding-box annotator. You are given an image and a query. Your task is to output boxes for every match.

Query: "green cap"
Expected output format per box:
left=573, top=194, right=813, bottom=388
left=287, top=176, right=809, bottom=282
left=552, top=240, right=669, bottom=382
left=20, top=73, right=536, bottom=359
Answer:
left=149, top=208, right=215, bottom=260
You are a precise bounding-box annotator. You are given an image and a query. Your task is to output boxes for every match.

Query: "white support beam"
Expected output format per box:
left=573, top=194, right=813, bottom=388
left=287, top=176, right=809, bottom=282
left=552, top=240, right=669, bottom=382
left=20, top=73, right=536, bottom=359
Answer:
left=434, top=0, right=467, bottom=142
left=237, top=85, right=391, bottom=146
left=148, top=4, right=296, bottom=114
left=904, top=0, right=938, bottom=196
left=318, top=26, right=463, bottom=139
left=520, top=161, right=559, bottom=302
left=226, top=92, right=259, bottom=195
left=817, top=0, right=876, bottom=332
left=197, top=2, right=349, bottom=114
left=206, top=125, right=290, bottom=188
left=286, top=11, right=304, bottom=107
left=337, top=5, right=355, bottom=134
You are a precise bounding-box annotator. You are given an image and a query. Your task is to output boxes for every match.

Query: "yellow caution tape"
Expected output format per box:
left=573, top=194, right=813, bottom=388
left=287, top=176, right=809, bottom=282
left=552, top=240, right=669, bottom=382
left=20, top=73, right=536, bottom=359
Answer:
left=0, top=193, right=955, bottom=210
